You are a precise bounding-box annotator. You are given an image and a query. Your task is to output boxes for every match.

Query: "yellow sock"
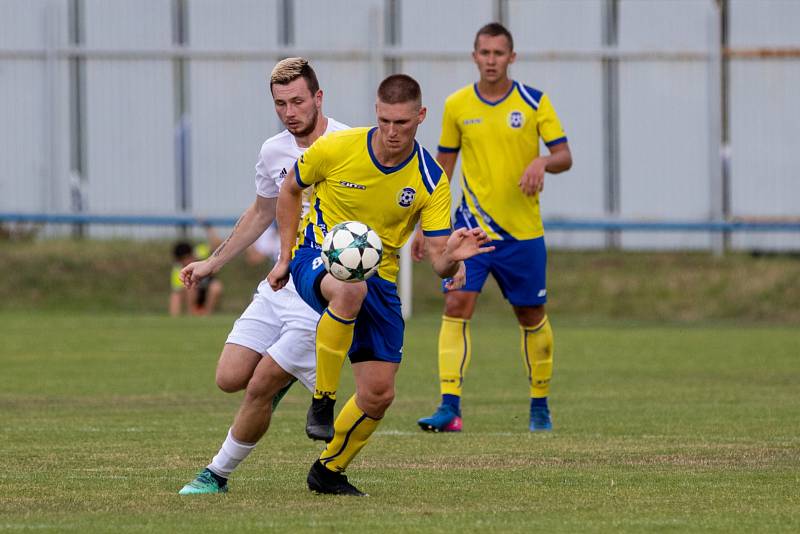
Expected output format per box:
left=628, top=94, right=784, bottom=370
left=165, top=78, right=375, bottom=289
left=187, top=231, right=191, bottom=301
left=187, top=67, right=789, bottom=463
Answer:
left=319, top=395, right=381, bottom=473
left=521, top=316, right=554, bottom=398
left=314, top=308, right=355, bottom=400
left=438, top=316, right=471, bottom=397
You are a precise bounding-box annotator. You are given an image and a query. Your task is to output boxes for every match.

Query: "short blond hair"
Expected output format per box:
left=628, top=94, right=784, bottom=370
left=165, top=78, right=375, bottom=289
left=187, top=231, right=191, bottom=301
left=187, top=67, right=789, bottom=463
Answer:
left=269, top=57, right=319, bottom=94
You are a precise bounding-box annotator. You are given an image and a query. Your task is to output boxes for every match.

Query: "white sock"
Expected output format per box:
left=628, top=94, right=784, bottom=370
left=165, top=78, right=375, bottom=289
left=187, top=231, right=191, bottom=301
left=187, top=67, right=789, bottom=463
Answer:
left=207, top=428, right=257, bottom=478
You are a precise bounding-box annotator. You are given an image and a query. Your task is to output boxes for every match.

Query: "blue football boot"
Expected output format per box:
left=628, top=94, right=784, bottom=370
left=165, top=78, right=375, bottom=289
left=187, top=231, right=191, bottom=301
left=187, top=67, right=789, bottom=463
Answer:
left=417, top=404, right=462, bottom=432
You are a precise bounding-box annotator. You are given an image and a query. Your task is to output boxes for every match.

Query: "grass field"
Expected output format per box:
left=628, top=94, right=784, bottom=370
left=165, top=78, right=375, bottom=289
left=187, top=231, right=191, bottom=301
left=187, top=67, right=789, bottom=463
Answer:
left=2, top=310, right=798, bottom=532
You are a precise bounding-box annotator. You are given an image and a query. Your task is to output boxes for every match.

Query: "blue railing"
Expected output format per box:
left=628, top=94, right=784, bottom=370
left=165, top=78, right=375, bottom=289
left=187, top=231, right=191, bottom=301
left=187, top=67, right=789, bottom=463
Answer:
left=1, top=212, right=800, bottom=233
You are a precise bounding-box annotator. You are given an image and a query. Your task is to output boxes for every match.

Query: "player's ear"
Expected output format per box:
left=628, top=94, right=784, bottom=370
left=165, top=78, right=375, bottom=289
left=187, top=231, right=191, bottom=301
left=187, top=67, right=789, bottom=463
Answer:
left=315, top=89, right=323, bottom=106
left=509, top=51, right=517, bottom=65
left=418, top=106, right=427, bottom=124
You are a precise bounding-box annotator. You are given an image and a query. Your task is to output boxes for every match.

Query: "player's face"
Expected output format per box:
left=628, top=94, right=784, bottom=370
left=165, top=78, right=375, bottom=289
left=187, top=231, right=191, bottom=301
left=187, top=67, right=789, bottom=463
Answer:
left=473, top=34, right=516, bottom=84
left=272, top=77, right=322, bottom=137
left=375, top=100, right=426, bottom=157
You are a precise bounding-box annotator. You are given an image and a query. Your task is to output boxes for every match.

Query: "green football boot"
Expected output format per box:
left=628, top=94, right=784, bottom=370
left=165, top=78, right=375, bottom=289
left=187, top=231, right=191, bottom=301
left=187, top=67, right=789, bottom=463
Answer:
left=178, top=468, right=228, bottom=495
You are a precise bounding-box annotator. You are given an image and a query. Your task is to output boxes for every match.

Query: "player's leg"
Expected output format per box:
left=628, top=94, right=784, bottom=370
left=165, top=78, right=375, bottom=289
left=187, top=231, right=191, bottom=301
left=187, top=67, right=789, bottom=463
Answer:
left=492, top=237, right=554, bottom=431
left=308, top=360, right=397, bottom=496
left=203, top=278, right=224, bottom=314
left=206, top=354, right=295, bottom=482
left=180, top=292, right=284, bottom=495
left=307, top=276, right=402, bottom=496
left=288, top=247, right=367, bottom=442
left=305, top=274, right=366, bottom=442
left=418, top=253, right=490, bottom=433
left=514, top=304, right=553, bottom=431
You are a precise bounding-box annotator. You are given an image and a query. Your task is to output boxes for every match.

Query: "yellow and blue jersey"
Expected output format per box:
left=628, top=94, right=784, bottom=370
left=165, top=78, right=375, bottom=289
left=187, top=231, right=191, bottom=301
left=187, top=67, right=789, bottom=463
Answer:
left=294, top=127, right=452, bottom=283
left=170, top=243, right=210, bottom=291
left=438, top=81, right=567, bottom=241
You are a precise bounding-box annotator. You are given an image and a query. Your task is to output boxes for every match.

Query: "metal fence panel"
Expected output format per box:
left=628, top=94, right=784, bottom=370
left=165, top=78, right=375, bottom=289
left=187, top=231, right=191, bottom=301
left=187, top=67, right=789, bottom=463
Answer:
left=729, top=0, right=800, bottom=251
left=510, top=0, right=606, bottom=249
left=0, top=0, right=70, bottom=216
left=82, top=0, right=176, bottom=238
left=617, top=0, right=715, bottom=250
left=188, top=0, right=280, bottom=219
left=294, top=0, right=383, bottom=129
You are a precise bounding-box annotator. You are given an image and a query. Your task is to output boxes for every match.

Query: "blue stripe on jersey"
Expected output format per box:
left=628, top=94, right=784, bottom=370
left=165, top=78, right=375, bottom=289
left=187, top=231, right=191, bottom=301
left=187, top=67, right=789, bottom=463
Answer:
left=455, top=194, right=480, bottom=230
left=423, top=228, right=450, bottom=237
left=294, top=161, right=309, bottom=188
left=417, top=148, right=444, bottom=194
left=366, top=127, right=418, bottom=175
left=438, top=145, right=459, bottom=153
left=325, top=308, right=356, bottom=324
left=545, top=136, right=568, bottom=147
left=516, top=82, right=543, bottom=111
left=302, top=196, right=324, bottom=248
left=473, top=82, right=514, bottom=106
left=462, top=174, right=516, bottom=241
left=314, top=196, right=327, bottom=237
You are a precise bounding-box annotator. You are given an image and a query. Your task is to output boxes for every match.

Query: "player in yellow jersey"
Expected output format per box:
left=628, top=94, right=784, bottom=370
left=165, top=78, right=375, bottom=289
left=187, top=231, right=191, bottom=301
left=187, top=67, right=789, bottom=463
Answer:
left=267, top=74, right=492, bottom=496
left=415, top=23, right=573, bottom=433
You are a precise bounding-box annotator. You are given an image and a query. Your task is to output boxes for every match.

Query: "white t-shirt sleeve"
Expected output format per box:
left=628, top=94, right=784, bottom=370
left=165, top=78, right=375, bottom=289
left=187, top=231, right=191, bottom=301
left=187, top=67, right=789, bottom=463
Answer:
left=255, top=142, right=280, bottom=199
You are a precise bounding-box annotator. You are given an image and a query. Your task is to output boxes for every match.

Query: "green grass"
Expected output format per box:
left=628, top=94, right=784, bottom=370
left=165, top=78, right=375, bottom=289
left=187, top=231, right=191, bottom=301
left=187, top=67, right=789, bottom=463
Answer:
left=1, top=311, right=798, bottom=532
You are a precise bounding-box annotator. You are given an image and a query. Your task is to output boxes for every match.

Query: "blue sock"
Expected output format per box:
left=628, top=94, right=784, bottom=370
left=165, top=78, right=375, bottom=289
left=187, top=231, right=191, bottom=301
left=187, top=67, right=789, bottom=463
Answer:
left=442, top=394, right=461, bottom=416
left=530, top=397, right=548, bottom=411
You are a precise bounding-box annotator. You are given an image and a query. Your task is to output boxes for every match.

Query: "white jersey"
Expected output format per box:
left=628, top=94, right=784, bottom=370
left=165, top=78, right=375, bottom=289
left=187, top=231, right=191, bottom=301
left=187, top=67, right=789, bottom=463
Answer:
left=252, top=117, right=348, bottom=297
left=255, top=118, right=349, bottom=199
left=226, top=117, right=349, bottom=390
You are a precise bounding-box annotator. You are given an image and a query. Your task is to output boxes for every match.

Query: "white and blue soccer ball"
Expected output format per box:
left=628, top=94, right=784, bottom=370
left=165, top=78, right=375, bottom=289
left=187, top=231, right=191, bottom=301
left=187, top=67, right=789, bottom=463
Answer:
left=320, top=221, right=383, bottom=282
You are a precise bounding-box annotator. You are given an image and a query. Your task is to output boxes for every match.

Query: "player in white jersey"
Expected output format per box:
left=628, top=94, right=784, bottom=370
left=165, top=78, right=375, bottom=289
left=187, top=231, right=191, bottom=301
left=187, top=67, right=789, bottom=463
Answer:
left=177, top=58, right=348, bottom=495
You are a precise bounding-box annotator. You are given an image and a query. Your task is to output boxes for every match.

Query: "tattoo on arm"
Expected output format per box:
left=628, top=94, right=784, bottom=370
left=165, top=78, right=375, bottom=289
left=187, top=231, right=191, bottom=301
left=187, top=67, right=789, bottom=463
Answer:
left=212, top=215, right=243, bottom=258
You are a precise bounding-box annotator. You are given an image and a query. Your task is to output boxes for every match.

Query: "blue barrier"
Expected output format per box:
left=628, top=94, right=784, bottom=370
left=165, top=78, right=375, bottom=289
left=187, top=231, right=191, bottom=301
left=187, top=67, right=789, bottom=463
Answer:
left=1, top=212, right=799, bottom=233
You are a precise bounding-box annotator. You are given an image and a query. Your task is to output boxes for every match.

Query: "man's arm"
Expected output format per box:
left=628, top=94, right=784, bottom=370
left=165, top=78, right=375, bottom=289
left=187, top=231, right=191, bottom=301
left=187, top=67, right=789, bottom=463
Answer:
left=436, top=151, right=458, bottom=183
left=180, top=195, right=276, bottom=288
left=426, top=228, right=494, bottom=279
left=266, top=167, right=304, bottom=291
left=519, top=142, right=572, bottom=196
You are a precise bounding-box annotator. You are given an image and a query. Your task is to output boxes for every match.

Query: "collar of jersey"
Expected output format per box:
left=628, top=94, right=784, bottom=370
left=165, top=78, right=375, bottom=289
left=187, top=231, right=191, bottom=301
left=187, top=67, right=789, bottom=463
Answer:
left=367, top=127, right=419, bottom=175
left=473, top=81, right=516, bottom=106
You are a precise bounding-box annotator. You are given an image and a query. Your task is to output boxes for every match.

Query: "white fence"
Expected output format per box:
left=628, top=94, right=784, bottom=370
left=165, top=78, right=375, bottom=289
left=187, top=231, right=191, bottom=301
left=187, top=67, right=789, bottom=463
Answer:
left=1, top=0, right=799, bottom=250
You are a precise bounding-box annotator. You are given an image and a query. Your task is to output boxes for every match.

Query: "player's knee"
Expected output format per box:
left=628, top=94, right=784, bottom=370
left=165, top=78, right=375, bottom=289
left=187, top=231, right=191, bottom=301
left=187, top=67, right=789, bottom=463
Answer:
left=243, top=377, right=275, bottom=405
left=515, top=304, right=545, bottom=327
left=215, top=368, right=247, bottom=393
left=359, top=386, right=395, bottom=417
left=329, top=281, right=367, bottom=317
left=444, top=294, right=474, bottom=318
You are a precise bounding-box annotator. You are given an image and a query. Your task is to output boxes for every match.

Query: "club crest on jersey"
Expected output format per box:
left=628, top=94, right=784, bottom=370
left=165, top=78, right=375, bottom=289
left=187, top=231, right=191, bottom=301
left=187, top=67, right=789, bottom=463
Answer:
left=397, top=187, right=416, bottom=208
left=508, top=110, right=525, bottom=129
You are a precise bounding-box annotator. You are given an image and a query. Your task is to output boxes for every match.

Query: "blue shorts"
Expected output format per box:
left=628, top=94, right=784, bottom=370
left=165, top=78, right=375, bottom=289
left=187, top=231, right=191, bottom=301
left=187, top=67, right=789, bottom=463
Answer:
left=444, top=236, right=548, bottom=307
left=290, top=246, right=404, bottom=364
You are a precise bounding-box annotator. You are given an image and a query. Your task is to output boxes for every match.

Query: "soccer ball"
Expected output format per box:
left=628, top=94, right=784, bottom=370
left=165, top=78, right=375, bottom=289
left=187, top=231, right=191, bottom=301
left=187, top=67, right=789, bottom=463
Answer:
left=320, top=221, right=383, bottom=282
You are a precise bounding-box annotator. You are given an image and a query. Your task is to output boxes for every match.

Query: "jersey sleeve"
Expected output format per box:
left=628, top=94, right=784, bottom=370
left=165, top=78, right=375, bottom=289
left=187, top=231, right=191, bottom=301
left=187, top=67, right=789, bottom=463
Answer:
left=420, top=175, right=452, bottom=237
left=537, top=93, right=568, bottom=148
left=437, top=98, right=461, bottom=154
left=293, top=135, right=330, bottom=189
left=254, top=144, right=279, bottom=198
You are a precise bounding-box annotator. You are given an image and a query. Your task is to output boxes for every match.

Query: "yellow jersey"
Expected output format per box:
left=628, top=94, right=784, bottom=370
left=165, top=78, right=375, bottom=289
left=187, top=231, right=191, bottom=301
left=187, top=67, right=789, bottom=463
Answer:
left=438, top=81, right=567, bottom=240
left=294, top=127, right=452, bottom=283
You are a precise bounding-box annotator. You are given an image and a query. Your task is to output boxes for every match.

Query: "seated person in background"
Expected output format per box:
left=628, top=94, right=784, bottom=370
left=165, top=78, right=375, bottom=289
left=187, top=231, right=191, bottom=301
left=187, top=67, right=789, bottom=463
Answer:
left=244, top=222, right=281, bottom=266
left=170, top=226, right=224, bottom=316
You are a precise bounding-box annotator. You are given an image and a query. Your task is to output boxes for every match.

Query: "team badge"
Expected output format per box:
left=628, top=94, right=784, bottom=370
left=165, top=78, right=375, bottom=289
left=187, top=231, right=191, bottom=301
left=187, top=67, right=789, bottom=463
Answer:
left=508, top=110, right=524, bottom=129
left=397, top=187, right=416, bottom=208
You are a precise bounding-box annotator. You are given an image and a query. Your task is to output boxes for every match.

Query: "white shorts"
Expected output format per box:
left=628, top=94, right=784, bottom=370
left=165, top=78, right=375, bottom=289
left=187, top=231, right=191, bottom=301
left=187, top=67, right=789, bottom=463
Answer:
left=226, top=278, right=319, bottom=392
